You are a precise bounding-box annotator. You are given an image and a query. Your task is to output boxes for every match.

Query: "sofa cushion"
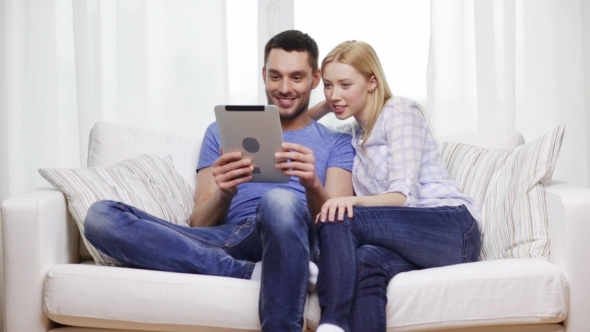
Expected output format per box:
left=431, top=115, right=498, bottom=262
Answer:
left=47, top=325, right=566, bottom=332
left=305, top=259, right=567, bottom=331
left=441, top=126, right=564, bottom=260
left=44, top=263, right=263, bottom=331
left=39, top=154, right=194, bottom=266
left=45, top=259, right=566, bottom=332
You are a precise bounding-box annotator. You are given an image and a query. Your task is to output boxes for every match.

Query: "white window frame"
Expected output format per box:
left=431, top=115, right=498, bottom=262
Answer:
left=257, top=0, right=294, bottom=103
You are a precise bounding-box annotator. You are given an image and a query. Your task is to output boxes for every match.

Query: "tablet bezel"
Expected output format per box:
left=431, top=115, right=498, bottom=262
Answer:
left=214, top=105, right=289, bottom=183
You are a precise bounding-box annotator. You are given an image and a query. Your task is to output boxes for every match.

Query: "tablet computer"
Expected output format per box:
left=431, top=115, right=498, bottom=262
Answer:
left=214, top=105, right=289, bottom=183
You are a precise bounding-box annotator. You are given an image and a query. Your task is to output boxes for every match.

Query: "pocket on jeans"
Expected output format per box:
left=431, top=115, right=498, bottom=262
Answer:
left=462, top=218, right=481, bottom=263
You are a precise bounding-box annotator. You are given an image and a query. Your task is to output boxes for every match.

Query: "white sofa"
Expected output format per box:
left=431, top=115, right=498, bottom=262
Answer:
left=2, top=121, right=590, bottom=332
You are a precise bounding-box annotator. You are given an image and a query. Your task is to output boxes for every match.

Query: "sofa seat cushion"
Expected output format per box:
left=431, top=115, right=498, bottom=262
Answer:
left=44, top=263, right=264, bottom=331
left=48, top=325, right=566, bottom=332
left=306, top=259, right=568, bottom=331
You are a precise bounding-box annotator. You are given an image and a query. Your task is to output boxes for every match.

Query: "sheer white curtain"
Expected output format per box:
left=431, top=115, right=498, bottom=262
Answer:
left=1, top=1, right=228, bottom=326
left=0, top=0, right=228, bottom=204
left=428, top=0, right=590, bottom=186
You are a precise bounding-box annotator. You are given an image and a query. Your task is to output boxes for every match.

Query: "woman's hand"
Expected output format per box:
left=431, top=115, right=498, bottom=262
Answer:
left=315, top=196, right=357, bottom=223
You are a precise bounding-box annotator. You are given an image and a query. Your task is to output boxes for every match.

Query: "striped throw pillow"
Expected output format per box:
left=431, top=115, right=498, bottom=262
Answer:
left=441, top=126, right=564, bottom=260
left=39, top=154, right=194, bottom=266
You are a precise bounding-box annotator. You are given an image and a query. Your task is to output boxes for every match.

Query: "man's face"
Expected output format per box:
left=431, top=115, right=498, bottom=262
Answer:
left=263, top=49, right=320, bottom=121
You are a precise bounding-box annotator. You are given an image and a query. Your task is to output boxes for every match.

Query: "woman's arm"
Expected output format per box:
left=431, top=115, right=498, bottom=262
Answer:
left=381, top=101, right=427, bottom=206
left=316, top=100, right=427, bottom=223
left=308, top=100, right=331, bottom=121
left=354, top=192, right=406, bottom=207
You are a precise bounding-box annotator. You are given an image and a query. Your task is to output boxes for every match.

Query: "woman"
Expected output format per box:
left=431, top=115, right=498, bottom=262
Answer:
left=312, top=41, right=482, bottom=332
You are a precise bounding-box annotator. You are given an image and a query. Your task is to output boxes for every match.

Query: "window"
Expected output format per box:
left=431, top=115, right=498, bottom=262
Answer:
left=295, top=0, right=430, bottom=127
left=226, top=0, right=430, bottom=127
left=226, top=0, right=259, bottom=104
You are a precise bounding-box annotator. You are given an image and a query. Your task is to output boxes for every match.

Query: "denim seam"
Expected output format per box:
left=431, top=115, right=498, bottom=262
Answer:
left=137, top=213, right=227, bottom=248
left=462, top=218, right=478, bottom=262
left=225, top=218, right=256, bottom=248
left=243, top=260, right=256, bottom=279
left=295, top=269, right=308, bottom=330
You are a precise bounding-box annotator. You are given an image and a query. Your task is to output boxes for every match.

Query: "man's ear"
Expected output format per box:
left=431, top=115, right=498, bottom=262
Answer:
left=369, top=75, right=378, bottom=92
left=311, top=68, right=321, bottom=89
left=262, top=67, right=267, bottom=84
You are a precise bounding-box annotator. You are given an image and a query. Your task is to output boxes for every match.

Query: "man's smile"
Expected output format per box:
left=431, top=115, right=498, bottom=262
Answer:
left=276, top=96, right=297, bottom=107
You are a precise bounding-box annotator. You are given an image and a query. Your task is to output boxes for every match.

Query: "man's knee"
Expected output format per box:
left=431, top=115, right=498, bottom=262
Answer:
left=84, top=200, right=121, bottom=241
left=257, top=188, right=311, bottom=234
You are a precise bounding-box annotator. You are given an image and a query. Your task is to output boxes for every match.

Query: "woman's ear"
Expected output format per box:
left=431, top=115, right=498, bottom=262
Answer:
left=369, top=76, right=378, bottom=92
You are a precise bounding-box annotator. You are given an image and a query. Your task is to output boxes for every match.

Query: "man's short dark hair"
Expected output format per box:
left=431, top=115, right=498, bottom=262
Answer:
left=264, top=30, right=319, bottom=72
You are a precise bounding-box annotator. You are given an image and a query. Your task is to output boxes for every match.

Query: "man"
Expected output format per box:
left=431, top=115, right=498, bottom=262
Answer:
left=85, top=30, right=354, bottom=331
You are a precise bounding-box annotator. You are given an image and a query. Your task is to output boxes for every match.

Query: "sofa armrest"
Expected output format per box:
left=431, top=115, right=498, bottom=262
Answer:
left=1, top=188, right=81, bottom=332
left=545, top=182, right=590, bottom=332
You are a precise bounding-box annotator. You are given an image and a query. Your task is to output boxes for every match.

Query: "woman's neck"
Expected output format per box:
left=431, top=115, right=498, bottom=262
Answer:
left=354, top=107, right=372, bottom=133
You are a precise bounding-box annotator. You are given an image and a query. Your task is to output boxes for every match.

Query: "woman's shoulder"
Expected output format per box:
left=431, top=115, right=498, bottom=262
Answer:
left=381, top=97, right=423, bottom=120
left=384, top=96, right=421, bottom=110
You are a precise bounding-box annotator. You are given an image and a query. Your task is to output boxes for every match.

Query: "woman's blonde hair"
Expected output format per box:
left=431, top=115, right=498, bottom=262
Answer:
left=321, top=41, right=393, bottom=144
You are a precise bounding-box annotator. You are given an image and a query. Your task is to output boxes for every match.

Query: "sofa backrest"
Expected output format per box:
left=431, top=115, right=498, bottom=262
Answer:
left=80, top=122, right=525, bottom=261
left=437, top=129, right=524, bottom=150
left=87, top=121, right=202, bottom=190
left=87, top=122, right=525, bottom=188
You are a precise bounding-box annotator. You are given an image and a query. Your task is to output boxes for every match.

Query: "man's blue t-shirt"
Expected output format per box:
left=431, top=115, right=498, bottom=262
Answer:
left=197, top=120, right=355, bottom=224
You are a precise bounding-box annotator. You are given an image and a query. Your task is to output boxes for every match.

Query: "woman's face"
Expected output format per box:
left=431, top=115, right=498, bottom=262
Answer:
left=322, top=61, right=376, bottom=121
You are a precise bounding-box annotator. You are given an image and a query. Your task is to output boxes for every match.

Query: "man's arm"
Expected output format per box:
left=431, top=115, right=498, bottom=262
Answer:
left=307, top=166, right=353, bottom=217
left=275, top=142, right=353, bottom=217
left=190, top=152, right=253, bottom=227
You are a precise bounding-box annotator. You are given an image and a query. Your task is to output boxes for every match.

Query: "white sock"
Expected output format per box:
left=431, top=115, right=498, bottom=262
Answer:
left=308, top=261, right=319, bottom=291
left=316, top=323, right=345, bottom=332
left=250, top=261, right=262, bottom=280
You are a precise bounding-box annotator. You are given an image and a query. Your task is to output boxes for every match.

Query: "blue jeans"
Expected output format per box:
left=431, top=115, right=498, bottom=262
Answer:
left=84, top=188, right=315, bottom=332
left=316, top=205, right=481, bottom=332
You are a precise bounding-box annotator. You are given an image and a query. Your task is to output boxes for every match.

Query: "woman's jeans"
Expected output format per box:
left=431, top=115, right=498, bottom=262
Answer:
left=316, top=205, right=481, bottom=332
left=84, top=188, right=315, bottom=332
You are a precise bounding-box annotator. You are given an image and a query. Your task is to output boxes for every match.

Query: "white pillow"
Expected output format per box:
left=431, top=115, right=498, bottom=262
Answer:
left=39, top=154, right=195, bottom=266
left=441, top=125, right=565, bottom=260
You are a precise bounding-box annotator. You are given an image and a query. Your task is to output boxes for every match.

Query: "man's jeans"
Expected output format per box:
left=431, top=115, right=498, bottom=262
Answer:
left=84, top=188, right=314, bottom=332
left=316, top=205, right=481, bottom=332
